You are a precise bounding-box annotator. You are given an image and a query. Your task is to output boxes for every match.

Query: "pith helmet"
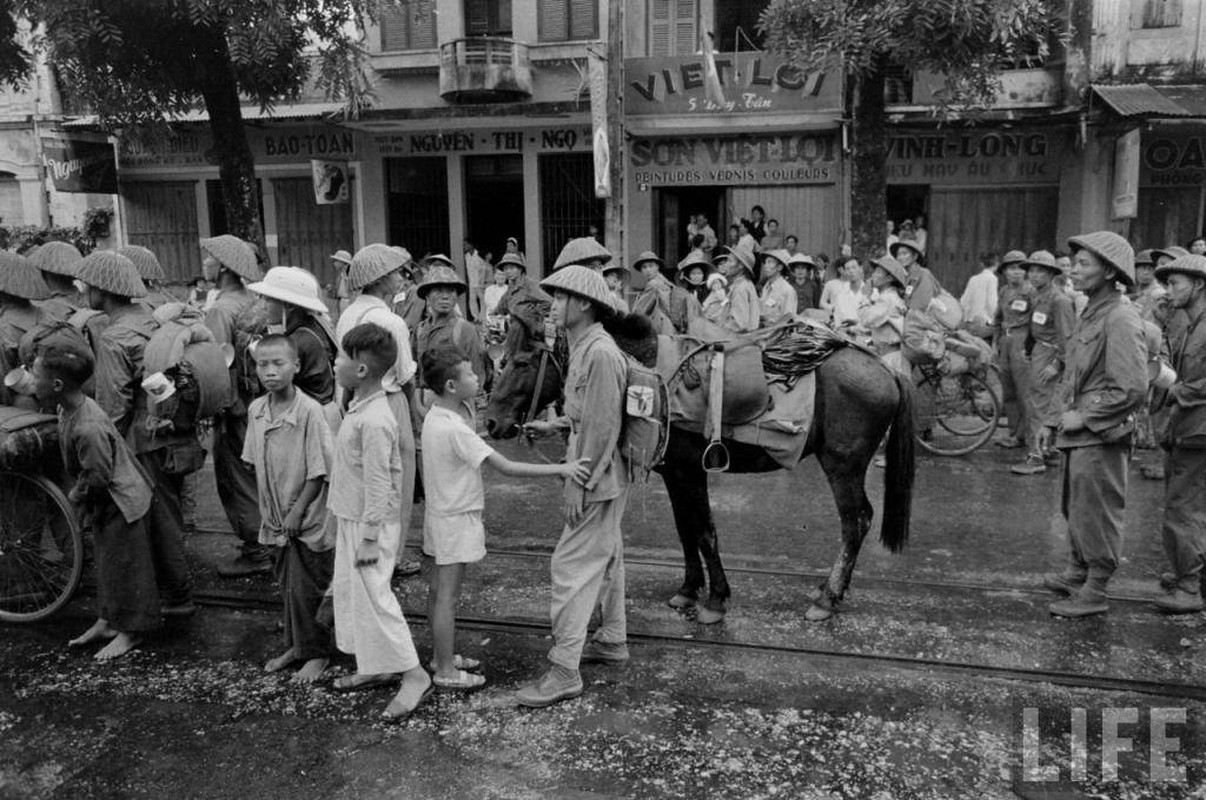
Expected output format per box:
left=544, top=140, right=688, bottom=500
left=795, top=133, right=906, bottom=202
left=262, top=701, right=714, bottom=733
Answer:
left=200, top=235, right=262, bottom=282
left=424, top=253, right=457, bottom=270
left=760, top=249, right=793, bottom=272
left=788, top=253, right=816, bottom=268
left=631, top=251, right=664, bottom=272
left=890, top=238, right=925, bottom=262
left=539, top=264, right=616, bottom=312
left=118, top=245, right=166, bottom=282
left=998, top=249, right=1029, bottom=274
left=677, top=250, right=714, bottom=277
left=553, top=237, right=612, bottom=270
left=75, top=251, right=148, bottom=298
left=1068, top=231, right=1136, bottom=286
left=1134, top=249, right=1154, bottom=268
left=1154, top=254, right=1206, bottom=282
left=416, top=264, right=467, bottom=298
left=347, top=244, right=411, bottom=292
left=0, top=252, right=50, bottom=300
left=29, top=241, right=82, bottom=278
left=870, top=254, right=908, bottom=287
left=247, top=266, right=328, bottom=313
left=1024, top=250, right=1063, bottom=275
left=719, top=246, right=755, bottom=278
left=497, top=253, right=526, bottom=272
left=1152, top=245, right=1190, bottom=265
left=330, top=249, right=353, bottom=266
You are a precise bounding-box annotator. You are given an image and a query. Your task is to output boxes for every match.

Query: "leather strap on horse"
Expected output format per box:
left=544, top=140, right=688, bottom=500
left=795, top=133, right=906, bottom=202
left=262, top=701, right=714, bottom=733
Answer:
left=702, top=345, right=730, bottom=472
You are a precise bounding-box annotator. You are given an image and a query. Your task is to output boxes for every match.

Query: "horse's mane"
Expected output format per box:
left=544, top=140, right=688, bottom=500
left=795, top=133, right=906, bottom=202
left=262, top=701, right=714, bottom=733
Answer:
left=603, top=311, right=658, bottom=368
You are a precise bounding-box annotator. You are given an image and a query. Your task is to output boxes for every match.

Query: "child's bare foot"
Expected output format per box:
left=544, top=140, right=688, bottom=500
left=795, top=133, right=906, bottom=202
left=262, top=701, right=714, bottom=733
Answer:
left=95, top=632, right=141, bottom=661
left=332, top=673, right=398, bottom=692
left=69, top=619, right=115, bottom=648
left=291, top=658, right=329, bottom=684
left=382, top=672, right=433, bottom=721
left=265, top=647, right=300, bottom=673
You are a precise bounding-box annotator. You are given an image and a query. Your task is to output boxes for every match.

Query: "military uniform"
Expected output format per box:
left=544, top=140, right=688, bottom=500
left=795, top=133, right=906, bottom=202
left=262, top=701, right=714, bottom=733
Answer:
left=1027, top=283, right=1075, bottom=442
left=994, top=282, right=1036, bottom=444
left=496, top=276, right=551, bottom=338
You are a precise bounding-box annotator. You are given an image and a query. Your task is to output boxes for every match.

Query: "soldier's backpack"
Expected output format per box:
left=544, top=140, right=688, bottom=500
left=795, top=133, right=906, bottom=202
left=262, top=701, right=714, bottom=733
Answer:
left=618, top=354, right=670, bottom=483
left=18, top=308, right=104, bottom=367
left=143, top=304, right=231, bottom=434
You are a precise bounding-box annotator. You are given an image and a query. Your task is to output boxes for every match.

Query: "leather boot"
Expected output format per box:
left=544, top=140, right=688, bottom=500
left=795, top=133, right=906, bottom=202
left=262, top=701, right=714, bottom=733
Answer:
left=1042, top=572, right=1085, bottom=596
left=1049, top=577, right=1108, bottom=618
left=515, top=665, right=583, bottom=708
left=1155, top=589, right=1205, bottom=615
left=580, top=640, right=630, bottom=665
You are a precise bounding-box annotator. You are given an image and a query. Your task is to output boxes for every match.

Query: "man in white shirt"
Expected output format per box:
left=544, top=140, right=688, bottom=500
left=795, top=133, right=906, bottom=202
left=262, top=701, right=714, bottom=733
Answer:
left=960, top=252, right=1000, bottom=338
left=820, top=256, right=866, bottom=327
left=463, top=240, right=490, bottom=321
left=696, top=214, right=718, bottom=255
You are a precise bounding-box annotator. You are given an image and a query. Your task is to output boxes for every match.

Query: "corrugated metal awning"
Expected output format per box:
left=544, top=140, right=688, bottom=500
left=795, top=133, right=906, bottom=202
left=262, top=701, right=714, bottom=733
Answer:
left=63, top=101, right=347, bottom=128
left=1091, top=84, right=1200, bottom=117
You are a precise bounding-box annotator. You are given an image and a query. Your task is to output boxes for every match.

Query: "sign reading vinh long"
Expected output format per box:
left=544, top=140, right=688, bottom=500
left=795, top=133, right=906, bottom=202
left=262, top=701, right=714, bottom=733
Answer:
left=624, top=54, right=839, bottom=116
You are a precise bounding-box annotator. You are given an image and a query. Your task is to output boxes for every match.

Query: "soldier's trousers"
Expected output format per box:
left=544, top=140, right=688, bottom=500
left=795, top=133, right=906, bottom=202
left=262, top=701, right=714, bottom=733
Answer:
left=214, top=412, right=266, bottom=561
left=998, top=331, right=1032, bottom=442
left=1060, top=443, right=1129, bottom=584
left=1162, top=447, right=1206, bottom=593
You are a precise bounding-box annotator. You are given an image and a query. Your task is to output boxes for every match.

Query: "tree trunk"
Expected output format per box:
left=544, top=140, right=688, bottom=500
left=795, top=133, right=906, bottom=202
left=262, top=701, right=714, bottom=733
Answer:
left=849, top=63, right=888, bottom=260
left=196, top=31, right=265, bottom=260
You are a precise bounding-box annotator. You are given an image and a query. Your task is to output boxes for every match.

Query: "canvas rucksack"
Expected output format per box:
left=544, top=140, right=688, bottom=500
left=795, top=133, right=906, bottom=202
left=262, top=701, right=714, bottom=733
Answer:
left=618, top=353, right=670, bottom=482
left=18, top=308, right=104, bottom=368
left=144, top=304, right=232, bottom=434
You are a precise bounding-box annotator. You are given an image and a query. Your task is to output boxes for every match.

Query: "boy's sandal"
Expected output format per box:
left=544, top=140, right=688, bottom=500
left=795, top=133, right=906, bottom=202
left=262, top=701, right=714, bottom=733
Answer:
left=432, top=670, right=487, bottom=692
left=332, top=673, right=400, bottom=693
left=427, top=655, right=482, bottom=673
left=381, top=682, right=435, bottom=722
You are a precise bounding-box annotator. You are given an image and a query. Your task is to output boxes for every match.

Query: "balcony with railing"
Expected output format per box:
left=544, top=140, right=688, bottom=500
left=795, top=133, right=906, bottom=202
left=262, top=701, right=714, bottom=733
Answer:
left=439, top=37, right=533, bottom=103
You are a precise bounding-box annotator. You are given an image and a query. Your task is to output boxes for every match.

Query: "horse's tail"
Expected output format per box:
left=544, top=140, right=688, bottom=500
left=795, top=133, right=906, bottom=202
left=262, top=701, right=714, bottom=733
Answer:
left=880, top=370, right=915, bottom=553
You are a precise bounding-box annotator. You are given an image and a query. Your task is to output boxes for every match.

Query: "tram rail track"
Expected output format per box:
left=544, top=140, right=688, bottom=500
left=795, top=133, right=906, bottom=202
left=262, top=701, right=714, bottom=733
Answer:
left=187, top=584, right=1206, bottom=704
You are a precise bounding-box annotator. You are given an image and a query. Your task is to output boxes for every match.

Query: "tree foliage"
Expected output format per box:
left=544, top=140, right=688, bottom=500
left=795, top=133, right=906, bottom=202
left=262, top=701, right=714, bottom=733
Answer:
left=0, top=0, right=388, bottom=245
left=760, top=0, right=1065, bottom=257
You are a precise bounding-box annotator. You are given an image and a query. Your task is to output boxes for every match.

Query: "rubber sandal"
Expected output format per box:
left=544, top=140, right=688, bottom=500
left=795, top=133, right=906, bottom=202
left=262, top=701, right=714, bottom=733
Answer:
left=381, top=682, right=434, bottom=722
left=427, top=655, right=482, bottom=673
left=433, top=669, right=487, bottom=692
left=332, top=673, right=399, bottom=693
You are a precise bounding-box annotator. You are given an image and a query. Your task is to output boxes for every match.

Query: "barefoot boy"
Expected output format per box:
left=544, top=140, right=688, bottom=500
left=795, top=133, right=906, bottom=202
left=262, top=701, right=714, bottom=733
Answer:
left=420, top=348, right=590, bottom=691
left=32, top=345, right=160, bottom=661
left=242, top=334, right=335, bottom=683
left=329, top=322, right=431, bottom=719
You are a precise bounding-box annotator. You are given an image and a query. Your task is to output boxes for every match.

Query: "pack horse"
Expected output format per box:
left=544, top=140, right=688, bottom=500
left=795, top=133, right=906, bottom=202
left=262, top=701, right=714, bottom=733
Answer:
left=485, top=315, right=916, bottom=623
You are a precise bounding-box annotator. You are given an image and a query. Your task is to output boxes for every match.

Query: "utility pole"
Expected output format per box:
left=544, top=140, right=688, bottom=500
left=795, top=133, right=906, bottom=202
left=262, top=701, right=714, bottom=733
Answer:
left=604, top=0, right=624, bottom=265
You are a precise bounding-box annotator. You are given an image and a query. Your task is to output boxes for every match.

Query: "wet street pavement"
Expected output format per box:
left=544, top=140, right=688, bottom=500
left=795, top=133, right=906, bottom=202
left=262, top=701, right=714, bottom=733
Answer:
left=3, top=440, right=1205, bottom=798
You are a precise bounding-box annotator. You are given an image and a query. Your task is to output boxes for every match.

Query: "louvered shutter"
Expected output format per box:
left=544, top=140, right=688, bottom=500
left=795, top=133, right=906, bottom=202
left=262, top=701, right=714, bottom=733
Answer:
left=673, top=0, right=696, bottom=55
left=569, top=0, right=597, bottom=39
left=380, top=3, right=411, bottom=50
left=411, top=0, right=436, bottom=48
left=540, top=0, right=568, bottom=41
left=466, top=0, right=490, bottom=35
left=649, top=0, right=671, bottom=56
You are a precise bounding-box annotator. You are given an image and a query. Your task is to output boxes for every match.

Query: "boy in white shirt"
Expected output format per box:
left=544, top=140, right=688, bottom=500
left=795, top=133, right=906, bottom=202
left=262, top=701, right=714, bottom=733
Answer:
left=420, top=347, right=590, bottom=690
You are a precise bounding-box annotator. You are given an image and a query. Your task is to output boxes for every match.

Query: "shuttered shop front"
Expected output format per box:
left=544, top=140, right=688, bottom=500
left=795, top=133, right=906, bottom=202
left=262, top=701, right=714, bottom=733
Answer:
left=121, top=181, right=201, bottom=281
left=886, top=128, right=1069, bottom=291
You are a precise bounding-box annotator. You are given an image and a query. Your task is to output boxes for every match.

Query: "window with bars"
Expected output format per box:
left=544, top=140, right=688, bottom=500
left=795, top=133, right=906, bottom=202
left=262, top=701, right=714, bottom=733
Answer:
left=539, top=154, right=605, bottom=273
left=380, top=0, right=437, bottom=51
left=386, top=157, right=450, bottom=260
left=465, top=0, right=513, bottom=36
left=538, top=0, right=598, bottom=43
left=649, top=0, right=697, bottom=57
left=1138, top=0, right=1182, bottom=28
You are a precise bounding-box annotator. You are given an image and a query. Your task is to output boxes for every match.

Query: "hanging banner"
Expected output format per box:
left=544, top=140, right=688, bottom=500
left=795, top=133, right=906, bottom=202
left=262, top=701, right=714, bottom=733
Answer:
left=311, top=159, right=350, bottom=204
left=588, top=51, right=610, bottom=199
left=1112, top=128, right=1141, bottom=219
left=41, top=134, right=118, bottom=194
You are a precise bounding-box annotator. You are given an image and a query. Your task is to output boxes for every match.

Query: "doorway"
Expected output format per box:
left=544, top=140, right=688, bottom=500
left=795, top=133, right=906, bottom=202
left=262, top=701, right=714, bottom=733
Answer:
left=465, top=154, right=524, bottom=264
left=654, top=186, right=726, bottom=266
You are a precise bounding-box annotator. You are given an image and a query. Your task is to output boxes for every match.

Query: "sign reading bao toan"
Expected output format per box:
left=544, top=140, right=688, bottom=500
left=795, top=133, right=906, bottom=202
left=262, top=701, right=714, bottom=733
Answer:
left=625, top=54, right=839, bottom=116
left=629, top=134, right=838, bottom=187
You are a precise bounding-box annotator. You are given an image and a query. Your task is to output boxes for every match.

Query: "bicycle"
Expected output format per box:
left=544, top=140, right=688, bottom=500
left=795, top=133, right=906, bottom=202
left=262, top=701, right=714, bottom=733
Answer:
left=0, top=408, right=84, bottom=623
left=912, top=358, right=1002, bottom=456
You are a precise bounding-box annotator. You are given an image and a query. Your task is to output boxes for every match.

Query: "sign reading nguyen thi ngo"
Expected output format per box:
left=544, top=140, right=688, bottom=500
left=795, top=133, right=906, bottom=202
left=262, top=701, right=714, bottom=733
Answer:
left=624, top=53, right=839, bottom=116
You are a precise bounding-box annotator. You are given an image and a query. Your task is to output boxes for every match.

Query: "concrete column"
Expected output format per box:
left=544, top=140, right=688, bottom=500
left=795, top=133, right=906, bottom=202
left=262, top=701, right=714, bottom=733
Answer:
left=512, top=0, right=537, bottom=43
left=262, top=178, right=280, bottom=265
left=448, top=154, right=466, bottom=269
left=523, top=147, right=542, bottom=277
left=195, top=180, right=211, bottom=238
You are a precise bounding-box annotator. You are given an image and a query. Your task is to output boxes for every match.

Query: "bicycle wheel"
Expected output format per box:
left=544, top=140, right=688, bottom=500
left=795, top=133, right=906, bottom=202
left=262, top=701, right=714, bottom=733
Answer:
left=914, top=369, right=1002, bottom=456
left=0, top=471, right=83, bottom=623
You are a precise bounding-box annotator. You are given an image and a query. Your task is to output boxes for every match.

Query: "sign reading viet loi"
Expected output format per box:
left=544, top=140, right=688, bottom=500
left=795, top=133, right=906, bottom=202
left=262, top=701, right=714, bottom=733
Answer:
left=629, top=134, right=838, bottom=187
left=1140, top=134, right=1206, bottom=187
left=625, top=54, right=838, bottom=116
left=885, top=130, right=1065, bottom=184
left=120, top=127, right=358, bottom=170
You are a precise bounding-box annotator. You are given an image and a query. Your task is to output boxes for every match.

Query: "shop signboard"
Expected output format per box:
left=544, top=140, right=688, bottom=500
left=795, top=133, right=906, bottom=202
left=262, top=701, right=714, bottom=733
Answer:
left=628, top=133, right=838, bottom=187
left=311, top=159, right=350, bottom=204
left=885, top=130, right=1065, bottom=185
left=624, top=53, right=839, bottom=116
left=42, top=134, right=118, bottom=193
left=119, top=126, right=358, bottom=170
left=371, top=126, right=593, bottom=157
left=1139, top=130, right=1206, bottom=187
left=1112, top=128, right=1140, bottom=219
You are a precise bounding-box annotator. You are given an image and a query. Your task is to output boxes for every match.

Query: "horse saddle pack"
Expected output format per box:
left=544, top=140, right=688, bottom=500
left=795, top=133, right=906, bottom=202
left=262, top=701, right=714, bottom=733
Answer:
left=680, top=317, right=771, bottom=426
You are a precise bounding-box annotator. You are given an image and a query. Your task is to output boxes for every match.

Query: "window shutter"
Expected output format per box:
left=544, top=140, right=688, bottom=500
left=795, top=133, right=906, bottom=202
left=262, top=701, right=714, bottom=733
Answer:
left=673, top=0, right=696, bottom=55
left=569, top=0, right=597, bottom=39
left=411, top=0, right=436, bottom=48
left=465, top=0, right=490, bottom=35
left=1143, top=0, right=1183, bottom=28
left=380, top=4, right=411, bottom=50
left=540, top=0, right=568, bottom=41
left=649, top=0, right=671, bottom=56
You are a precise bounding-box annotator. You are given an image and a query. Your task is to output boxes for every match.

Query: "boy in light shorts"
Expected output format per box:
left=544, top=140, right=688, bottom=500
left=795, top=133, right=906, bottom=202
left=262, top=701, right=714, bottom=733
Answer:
left=419, top=347, right=590, bottom=691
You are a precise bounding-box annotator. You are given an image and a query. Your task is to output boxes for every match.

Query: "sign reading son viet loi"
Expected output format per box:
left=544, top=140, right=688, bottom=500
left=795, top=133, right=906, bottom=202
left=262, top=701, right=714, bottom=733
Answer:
left=629, top=134, right=838, bottom=187
left=625, top=54, right=839, bottom=116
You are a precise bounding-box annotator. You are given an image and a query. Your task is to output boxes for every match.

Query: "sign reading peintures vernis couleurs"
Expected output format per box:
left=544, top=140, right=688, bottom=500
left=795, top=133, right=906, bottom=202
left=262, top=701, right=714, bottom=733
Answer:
left=628, top=133, right=839, bottom=187
left=624, top=54, right=839, bottom=116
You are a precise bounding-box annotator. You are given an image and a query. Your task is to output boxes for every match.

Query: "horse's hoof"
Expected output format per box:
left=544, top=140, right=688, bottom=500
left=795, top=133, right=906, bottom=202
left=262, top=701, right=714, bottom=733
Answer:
left=695, top=606, right=725, bottom=625
left=804, top=604, right=833, bottom=622
left=668, top=593, right=696, bottom=610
